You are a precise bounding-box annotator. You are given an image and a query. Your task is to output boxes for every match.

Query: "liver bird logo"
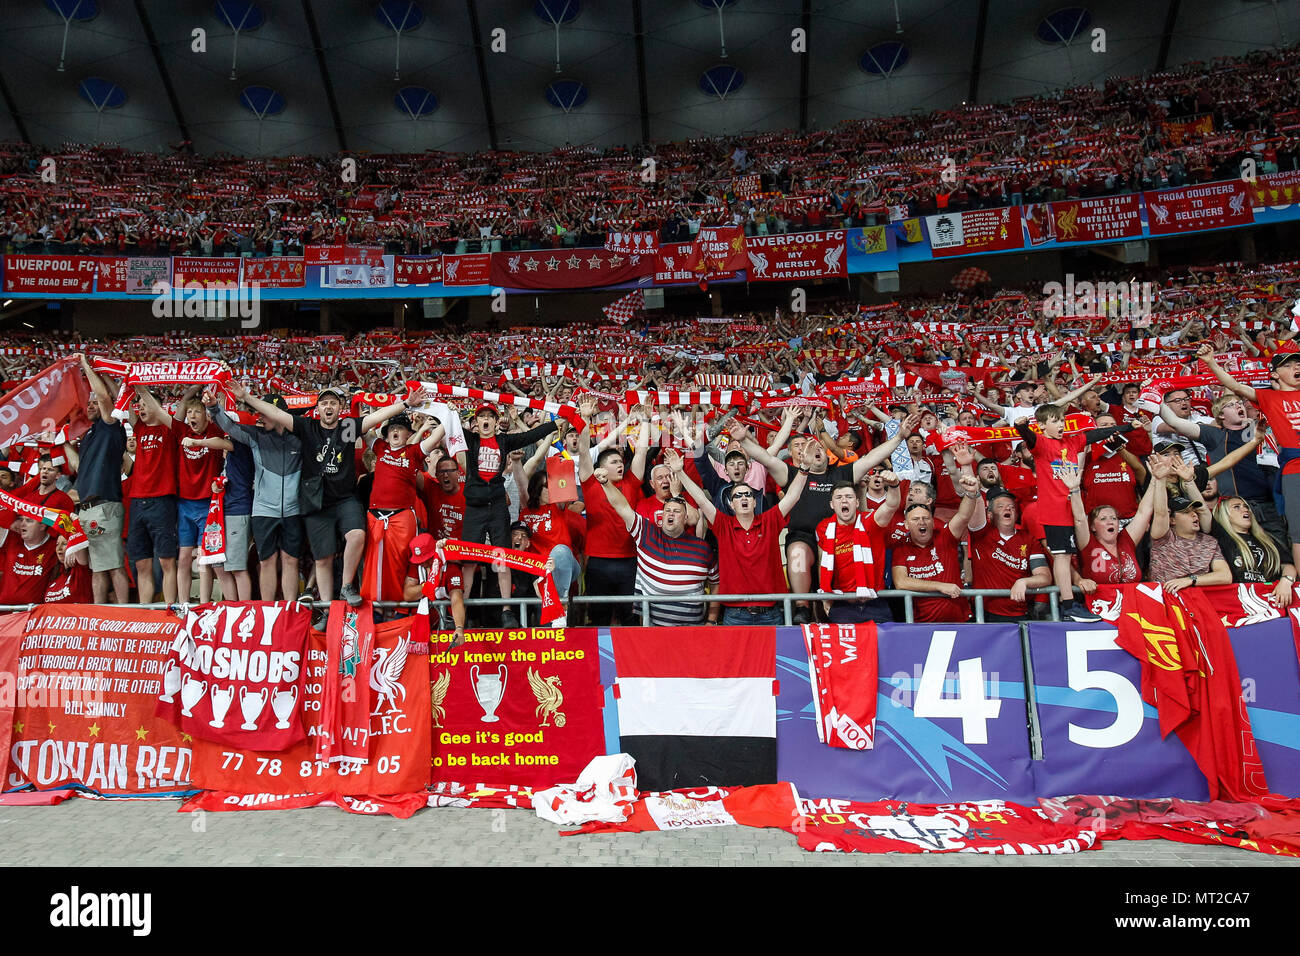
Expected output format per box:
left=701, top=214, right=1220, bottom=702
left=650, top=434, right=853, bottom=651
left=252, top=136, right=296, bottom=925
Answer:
left=430, top=669, right=451, bottom=728
left=528, top=667, right=566, bottom=727
left=370, top=635, right=410, bottom=715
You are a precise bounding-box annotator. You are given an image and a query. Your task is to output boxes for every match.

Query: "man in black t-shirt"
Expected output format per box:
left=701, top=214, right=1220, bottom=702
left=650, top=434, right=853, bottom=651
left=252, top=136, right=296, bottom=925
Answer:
left=236, top=381, right=420, bottom=614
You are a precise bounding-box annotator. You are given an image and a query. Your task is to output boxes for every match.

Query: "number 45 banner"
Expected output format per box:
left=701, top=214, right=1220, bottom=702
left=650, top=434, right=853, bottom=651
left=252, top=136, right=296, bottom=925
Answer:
left=776, top=624, right=1036, bottom=804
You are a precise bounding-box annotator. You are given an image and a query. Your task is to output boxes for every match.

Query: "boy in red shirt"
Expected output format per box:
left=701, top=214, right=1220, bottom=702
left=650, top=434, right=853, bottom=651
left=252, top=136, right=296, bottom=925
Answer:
left=177, top=398, right=233, bottom=601
left=1014, top=404, right=1133, bottom=622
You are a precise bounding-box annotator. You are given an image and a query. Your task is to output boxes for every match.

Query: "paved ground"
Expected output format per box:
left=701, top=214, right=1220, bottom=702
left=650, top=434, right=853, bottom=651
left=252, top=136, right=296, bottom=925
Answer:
left=1, top=799, right=1296, bottom=866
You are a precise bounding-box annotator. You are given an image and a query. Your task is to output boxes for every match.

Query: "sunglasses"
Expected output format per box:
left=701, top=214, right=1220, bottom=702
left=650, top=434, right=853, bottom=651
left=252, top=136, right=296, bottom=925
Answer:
left=730, top=491, right=755, bottom=501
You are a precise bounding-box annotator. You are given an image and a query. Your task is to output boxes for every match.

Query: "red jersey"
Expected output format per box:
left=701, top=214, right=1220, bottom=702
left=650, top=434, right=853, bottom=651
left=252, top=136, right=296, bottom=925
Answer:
left=635, top=495, right=670, bottom=529
left=45, top=560, right=93, bottom=604
left=1028, top=431, right=1088, bottom=526
left=518, top=504, right=574, bottom=555
left=892, top=524, right=970, bottom=623
left=712, top=506, right=788, bottom=607
left=131, top=420, right=180, bottom=498
left=368, top=441, right=424, bottom=510
left=178, top=421, right=226, bottom=500
left=581, top=473, right=643, bottom=560
left=1079, top=535, right=1142, bottom=585
left=0, top=532, right=60, bottom=605
left=422, top=481, right=465, bottom=540
left=18, top=480, right=75, bottom=515
left=1083, top=451, right=1138, bottom=519
left=1253, top=389, right=1300, bottom=475
left=969, top=524, right=1046, bottom=617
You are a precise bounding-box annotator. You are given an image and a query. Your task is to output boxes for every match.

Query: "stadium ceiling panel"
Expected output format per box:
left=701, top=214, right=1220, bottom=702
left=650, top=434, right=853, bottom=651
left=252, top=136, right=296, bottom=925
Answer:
left=0, top=0, right=1293, bottom=155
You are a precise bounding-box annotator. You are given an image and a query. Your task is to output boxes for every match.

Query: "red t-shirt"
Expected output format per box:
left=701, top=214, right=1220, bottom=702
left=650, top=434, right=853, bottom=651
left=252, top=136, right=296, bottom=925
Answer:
left=518, top=504, right=574, bottom=555
left=131, top=420, right=180, bottom=499
left=422, top=481, right=465, bottom=540
left=712, top=506, right=788, bottom=606
left=368, top=442, right=425, bottom=510
left=476, top=436, right=504, bottom=482
left=969, top=524, right=1046, bottom=617
left=0, top=532, right=60, bottom=604
left=581, top=473, right=643, bottom=560
left=178, top=421, right=226, bottom=500
left=1253, top=389, right=1300, bottom=474
left=1083, top=451, right=1138, bottom=519
left=635, top=495, right=669, bottom=529
left=18, top=480, right=75, bottom=515
left=892, top=524, right=970, bottom=623
left=1028, top=431, right=1088, bottom=526
left=45, top=560, right=93, bottom=604
left=1080, top=534, right=1142, bottom=584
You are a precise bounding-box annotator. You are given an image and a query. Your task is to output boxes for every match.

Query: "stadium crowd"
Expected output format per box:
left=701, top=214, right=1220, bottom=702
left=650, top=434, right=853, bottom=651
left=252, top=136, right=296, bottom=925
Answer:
left=2, top=47, right=1300, bottom=255
left=2, top=254, right=1299, bottom=635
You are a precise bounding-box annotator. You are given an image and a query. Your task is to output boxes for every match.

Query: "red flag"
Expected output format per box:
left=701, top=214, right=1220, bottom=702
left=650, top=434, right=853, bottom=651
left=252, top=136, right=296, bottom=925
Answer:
left=0, top=358, right=92, bottom=452
left=540, top=573, right=564, bottom=625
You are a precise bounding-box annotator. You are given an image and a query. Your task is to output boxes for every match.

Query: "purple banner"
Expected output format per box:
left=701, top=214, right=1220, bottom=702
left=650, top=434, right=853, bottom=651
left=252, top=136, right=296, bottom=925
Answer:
left=1229, top=618, right=1300, bottom=798
left=776, top=624, right=1035, bottom=803
left=1027, top=622, right=1209, bottom=800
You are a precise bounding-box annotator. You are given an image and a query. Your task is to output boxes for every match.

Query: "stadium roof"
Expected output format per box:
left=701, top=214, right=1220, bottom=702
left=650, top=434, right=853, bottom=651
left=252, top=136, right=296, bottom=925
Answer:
left=0, top=0, right=1296, bottom=156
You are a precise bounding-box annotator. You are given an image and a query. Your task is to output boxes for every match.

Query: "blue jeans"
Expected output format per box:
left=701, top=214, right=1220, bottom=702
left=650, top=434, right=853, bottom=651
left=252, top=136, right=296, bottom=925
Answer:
left=722, top=604, right=784, bottom=626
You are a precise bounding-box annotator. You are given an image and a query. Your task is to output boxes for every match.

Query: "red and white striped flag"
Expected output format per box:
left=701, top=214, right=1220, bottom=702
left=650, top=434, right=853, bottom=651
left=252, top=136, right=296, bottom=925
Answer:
left=603, top=289, right=644, bottom=325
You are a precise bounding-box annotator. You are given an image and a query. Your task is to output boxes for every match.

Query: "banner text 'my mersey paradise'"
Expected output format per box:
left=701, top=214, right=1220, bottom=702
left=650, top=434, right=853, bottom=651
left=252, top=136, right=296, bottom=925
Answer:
left=430, top=627, right=604, bottom=787
left=7, top=607, right=190, bottom=794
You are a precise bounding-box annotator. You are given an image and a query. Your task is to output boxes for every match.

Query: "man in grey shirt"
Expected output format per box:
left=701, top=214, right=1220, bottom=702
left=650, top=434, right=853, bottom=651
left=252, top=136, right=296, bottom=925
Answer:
left=207, top=392, right=303, bottom=602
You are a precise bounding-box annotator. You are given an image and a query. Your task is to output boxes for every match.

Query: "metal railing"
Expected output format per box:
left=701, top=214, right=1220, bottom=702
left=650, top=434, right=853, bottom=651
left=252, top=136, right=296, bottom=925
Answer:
left=0, top=586, right=1070, bottom=623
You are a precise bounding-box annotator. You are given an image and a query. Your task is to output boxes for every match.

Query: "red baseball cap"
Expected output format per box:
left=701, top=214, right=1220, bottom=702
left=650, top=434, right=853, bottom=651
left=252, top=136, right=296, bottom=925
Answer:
left=474, top=404, right=500, bottom=418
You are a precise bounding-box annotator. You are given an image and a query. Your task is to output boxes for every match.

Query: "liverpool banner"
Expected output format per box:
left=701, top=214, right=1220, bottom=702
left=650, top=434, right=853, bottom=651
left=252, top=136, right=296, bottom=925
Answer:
left=155, top=602, right=311, bottom=751
left=189, top=617, right=429, bottom=795
left=6, top=606, right=192, bottom=795
left=743, top=230, right=846, bottom=281
left=430, top=626, right=603, bottom=787
left=927, top=208, right=1023, bottom=257
left=1144, top=182, right=1254, bottom=235
left=490, top=248, right=654, bottom=290
left=1048, top=195, right=1144, bottom=244
left=3, top=255, right=97, bottom=294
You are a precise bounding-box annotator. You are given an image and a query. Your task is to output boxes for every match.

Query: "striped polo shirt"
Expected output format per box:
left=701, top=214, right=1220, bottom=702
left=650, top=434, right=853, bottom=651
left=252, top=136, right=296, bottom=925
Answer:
left=630, top=514, right=718, bottom=626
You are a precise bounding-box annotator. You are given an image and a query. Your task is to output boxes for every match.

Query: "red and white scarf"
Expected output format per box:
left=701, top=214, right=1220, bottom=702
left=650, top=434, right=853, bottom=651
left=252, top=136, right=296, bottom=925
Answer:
left=91, top=358, right=235, bottom=420
left=816, top=514, right=877, bottom=598
left=624, top=389, right=750, bottom=408
left=195, top=476, right=227, bottom=566
left=498, top=364, right=584, bottom=385
left=406, top=381, right=583, bottom=427
left=0, top=487, right=87, bottom=555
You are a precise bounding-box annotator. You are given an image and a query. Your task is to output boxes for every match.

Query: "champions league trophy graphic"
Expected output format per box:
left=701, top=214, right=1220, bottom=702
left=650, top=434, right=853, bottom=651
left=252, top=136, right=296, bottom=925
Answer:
left=209, top=684, right=236, bottom=729
left=180, top=674, right=208, bottom=717
left=239, top=686, right=269, bottom=730
left=471, top=664, right=508, bottom=723
left=159, top=658, right=183, bottom=703
left=270, top=686, right=298, bottom=729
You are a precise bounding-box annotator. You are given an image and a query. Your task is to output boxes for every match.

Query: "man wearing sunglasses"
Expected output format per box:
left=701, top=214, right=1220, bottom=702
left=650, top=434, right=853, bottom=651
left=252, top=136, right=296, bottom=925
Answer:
left=668, top=447, right=809, bottom=626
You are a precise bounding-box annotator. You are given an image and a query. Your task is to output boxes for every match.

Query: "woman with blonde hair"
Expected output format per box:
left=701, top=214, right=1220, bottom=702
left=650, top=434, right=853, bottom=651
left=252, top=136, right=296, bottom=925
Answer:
left=1211, top=496, right=1296, bottom=606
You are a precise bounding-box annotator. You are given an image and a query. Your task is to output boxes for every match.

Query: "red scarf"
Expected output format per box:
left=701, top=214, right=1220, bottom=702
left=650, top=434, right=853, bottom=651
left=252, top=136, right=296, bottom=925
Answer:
left=816, top=514, right=877, bottom=597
